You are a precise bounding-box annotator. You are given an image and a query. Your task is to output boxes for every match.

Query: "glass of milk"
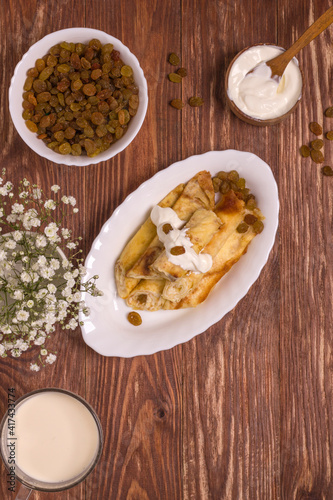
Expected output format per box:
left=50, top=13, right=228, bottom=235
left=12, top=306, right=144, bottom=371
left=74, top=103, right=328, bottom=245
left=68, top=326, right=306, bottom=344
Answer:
left=0, top=388, right=103, bottom=498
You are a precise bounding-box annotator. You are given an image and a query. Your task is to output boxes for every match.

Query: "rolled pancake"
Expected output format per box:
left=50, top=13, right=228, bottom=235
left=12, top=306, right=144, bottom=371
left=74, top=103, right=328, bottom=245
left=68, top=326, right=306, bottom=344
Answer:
left=126, top=171, right=215, bottom=280
left=126, top=279, right=166, bottom=311
left=115, top=183, right=184, bottom=299
left=150, top=208, right=222, bottom=281
left=162, top=190, right=247, bottom=302
left=164, top=225, right=257, bottom=309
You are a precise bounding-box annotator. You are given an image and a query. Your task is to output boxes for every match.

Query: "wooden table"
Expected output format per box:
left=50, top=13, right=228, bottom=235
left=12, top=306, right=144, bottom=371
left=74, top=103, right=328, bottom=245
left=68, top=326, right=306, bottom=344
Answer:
left=1, top=0, right=332, bottom=498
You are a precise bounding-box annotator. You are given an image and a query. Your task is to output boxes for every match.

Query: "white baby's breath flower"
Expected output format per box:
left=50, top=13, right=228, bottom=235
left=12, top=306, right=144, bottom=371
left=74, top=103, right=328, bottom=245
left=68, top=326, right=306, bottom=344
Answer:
left=83, top=307, right=90, bottom=316
left=1, top=325, right=12, bottom=335
left=5, top=239, right=16, bottom=250
left=34, top=336, right=46, bottom=346
left=61, top=228, right=70, bottom=239
left=32, top=187, right=42, bottom=199
left=20, top=342, right=29, bottom=352
left=0, top=249, right=7, bottom=261
left=0, top=208, right=4, bottom=218
left=50, top=258, right=60, bottom=270
left=79, top=265, right=87, bottom=276
left=12, top=203, right=24, bottom=214
left=44, top=223, right=59, bottom=238
left=68, top=196, right=76, bottom=206
left=45, top=353, right=56, bottom=364
left=0, top=345, right=6, bottom=356
left=20, top=271, right=31, bottom=283
left=23, top=178, right=30, bottom=187
left=73, top=208, right=79, bottom=213
left=61, top=196, right=69, bottom=204
left=61, top=287, right=72, bottom=298
left=47, top=283, right=57, bottom=294
left=66, top=242, right=77, bottom=250
left=40, top=267, right=55, bottom=280
left=73, top=291, right=81, bottom=302
left=27, top=300, right=34, bottom=308
left=40, top=348, right=48, bottom=355
left=51, top=184, right=60, bottom=193
left=13, top=290, right=24, bottom=300
left=6, top=214, right=17, bottom=223
left=37, top=255, right=47, bottom=267
left=30, top=363, right=40, bottom=372
left=44, top=199, right=56, bottom=210
left=35, top=235, right=47, bottom=248
left=19, top=191, right=28, bottom=199
left=11, top=349, right=21, bottom=358
left=16, top=310, right=29, bottom=322
left=68, top=318, right=78, bottom=330
left=13, top=231, right=23, bottom=241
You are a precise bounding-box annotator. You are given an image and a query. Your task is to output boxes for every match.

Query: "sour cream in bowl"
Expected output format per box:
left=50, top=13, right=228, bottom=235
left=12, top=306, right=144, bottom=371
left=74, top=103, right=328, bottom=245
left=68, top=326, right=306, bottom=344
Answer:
left=225, top=44, right=303, bottom=126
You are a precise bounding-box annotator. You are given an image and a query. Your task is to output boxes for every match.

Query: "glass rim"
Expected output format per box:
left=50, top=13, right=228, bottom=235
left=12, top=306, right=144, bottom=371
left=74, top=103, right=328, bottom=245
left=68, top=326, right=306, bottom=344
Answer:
left=0, top=387, right=103, bottom=492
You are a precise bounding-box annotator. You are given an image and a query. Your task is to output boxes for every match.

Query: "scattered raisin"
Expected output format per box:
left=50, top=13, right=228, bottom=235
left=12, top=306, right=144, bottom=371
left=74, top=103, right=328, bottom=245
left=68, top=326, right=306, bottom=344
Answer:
left=310, top=139, right=324, bottom=150
left=170, top=99, right=184, bottom=109
left=326, top=131, right=333, bottom=140
left=309, top=122, right=322, bottom=136
left=322, top=166, right=333, bottom=176
left=310, top=149, right=324, bottom=164
left=168, top=53, right=180, bottom=66
left=189, top=96, right=204, bottom=107
left=324, top=107, right=333, bottom=118
left=177, top=67, right=187, bottom=77
left=168, top=73, right=182, bottom=83
left=128, top=312, right=142, bottom=326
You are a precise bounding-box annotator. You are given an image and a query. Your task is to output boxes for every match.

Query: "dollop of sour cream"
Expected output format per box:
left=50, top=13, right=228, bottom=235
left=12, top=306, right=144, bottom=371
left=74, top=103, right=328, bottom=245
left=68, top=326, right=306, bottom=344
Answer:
left=227, top=45, right=302, bottom=120
left=151, top=206, right=212, bottom=273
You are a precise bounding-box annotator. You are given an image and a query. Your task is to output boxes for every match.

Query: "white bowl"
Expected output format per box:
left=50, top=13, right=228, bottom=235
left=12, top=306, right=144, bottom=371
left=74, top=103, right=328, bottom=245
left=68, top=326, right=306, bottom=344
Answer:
left=9, top=28, right=148, bottom=166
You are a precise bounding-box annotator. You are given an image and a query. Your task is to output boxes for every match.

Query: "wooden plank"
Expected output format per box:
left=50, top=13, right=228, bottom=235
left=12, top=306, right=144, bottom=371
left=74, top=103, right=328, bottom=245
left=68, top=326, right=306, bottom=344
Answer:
left=278, top=0, right=333, bottom=498
left=180, top=0, right=280, bottom=498
left=0, top=1, right=86, bottom=499
left=83, top=1, right=183, bottom=499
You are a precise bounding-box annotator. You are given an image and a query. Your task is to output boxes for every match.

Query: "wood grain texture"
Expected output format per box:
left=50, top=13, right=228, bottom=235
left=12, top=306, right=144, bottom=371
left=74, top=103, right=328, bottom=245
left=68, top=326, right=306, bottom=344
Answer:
left=0, top=0, right=333, bottom=499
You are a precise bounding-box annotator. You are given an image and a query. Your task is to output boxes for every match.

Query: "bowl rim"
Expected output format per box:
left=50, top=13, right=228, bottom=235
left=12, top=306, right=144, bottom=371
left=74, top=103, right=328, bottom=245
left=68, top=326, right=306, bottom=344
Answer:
left=225, top=43, right=303, bottom=126
left=9, top=27, right=148, bottom=166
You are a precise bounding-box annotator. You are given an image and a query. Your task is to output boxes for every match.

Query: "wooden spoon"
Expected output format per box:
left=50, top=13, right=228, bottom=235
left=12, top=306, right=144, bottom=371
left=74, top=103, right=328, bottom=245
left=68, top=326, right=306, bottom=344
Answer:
left=249, top=6, right=333, bottom=80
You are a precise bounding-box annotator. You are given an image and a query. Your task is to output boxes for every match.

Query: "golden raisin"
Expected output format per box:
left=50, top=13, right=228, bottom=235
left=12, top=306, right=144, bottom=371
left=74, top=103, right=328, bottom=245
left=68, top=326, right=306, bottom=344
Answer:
left=244, top=214, right=258, bottom=225
left=310, top=139, right=324, bottom=150
left=300, top=145, right=310, bottom=157
left=168, top=73, right=182, bottom=83
left=170, top=246, right=186, bottom=255
left=326, top=131, right=333, bottom=140
left=236, top=222, right=248, bottom=233
left=128, top=311, right=142, bottom=326
left=162, top=223, right=173, bottom=234
left=309, top=122, right=322, bottom=136
left=177, top=67, right=187, bottom=77
left=322, top=166, right=333, bottom=176
left=324, top=107, right=333, bottom=118
left=189, top=96, right=204, bottom=107
left=170, top=99, right=184, bottom=109
left=168, top=53, right=180, bottom=66
left=310, top=149, right=324, bottom=164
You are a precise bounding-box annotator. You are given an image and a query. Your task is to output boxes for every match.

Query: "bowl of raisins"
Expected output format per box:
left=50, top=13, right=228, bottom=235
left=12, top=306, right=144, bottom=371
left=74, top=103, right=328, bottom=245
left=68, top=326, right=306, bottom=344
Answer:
left=9, top=28, right=148, bottom=166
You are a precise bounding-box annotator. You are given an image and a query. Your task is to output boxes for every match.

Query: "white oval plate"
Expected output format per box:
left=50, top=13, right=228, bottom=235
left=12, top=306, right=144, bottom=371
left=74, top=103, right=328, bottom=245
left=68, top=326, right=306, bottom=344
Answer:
left=80, top=150, right=279, bottom=357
